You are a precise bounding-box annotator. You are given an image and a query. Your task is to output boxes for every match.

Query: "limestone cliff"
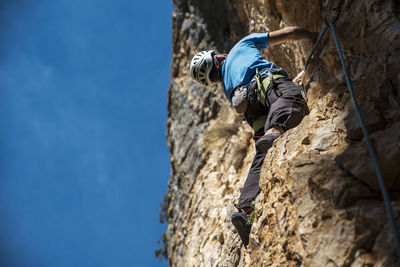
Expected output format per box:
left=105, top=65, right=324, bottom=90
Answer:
left=166, top=0, right=400, bottom=266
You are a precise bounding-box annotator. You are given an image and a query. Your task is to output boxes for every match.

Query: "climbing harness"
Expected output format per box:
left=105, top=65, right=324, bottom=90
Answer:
left=254, top=68, right=286, bottom=108
left=255, top=68, right=268, bottom=107
left=301, top=0, right=400, bottom=256
left=328, top=21, right=400, bottom=257
left=251, top=69, right=285, bottom=133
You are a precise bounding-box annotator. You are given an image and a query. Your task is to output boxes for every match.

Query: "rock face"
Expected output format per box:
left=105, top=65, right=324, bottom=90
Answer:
left=166, top=0, right=400, bottom=266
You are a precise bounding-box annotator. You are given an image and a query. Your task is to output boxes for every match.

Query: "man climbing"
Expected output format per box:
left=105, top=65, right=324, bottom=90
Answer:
left=189, top=27, right=317, bottom=248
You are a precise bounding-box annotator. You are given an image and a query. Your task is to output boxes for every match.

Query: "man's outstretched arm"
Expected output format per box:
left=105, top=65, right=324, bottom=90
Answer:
left=268, top=26, right=317, bottom=47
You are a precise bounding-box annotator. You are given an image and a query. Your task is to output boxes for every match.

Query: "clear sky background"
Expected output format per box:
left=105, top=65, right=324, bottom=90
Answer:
left=0, top=1, right=171, bottom=266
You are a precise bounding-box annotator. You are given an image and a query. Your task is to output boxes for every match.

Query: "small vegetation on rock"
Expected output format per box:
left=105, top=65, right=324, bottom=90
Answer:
left=155, top=193, right=170, bottom=260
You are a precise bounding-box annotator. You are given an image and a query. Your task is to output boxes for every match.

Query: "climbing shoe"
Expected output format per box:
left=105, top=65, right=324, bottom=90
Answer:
left=231, top=203, right=255, bottom=248
left=255, top=133, right=281, bottom=153
left=231, top=211, right=252, bottom=248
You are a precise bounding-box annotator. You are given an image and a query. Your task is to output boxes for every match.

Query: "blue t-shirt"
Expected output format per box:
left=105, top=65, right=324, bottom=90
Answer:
left=222, top=32, right=279, bottom=102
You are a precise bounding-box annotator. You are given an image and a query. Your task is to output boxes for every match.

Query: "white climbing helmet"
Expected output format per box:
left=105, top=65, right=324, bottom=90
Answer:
left=190, top=50, right=215, bottom=86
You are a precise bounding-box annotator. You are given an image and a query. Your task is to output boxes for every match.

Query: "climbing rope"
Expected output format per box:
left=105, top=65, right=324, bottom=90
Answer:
left=299, top=24, right=327, bottom=99
left=300, top=0, right=400, bottom=257
left=300, top=0, right=346, bottom=99
left=303, top=24, right=328, bottom=76
left=328, top=21, right=400, bottom=258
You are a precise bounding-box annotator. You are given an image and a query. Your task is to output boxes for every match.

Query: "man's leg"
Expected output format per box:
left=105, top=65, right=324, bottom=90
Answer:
left=232, top=77, right=307, bottom=247
left=232, top=138, right=266, bottom=248
left=256, top=77, right=307, bottom=152
left=237, top=150, right=266, bottom=209
left=264, top=77, right=307, bottom=132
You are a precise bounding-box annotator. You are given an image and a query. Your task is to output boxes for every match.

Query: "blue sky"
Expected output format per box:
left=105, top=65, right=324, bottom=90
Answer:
left=0, top=1, right=171, bottom=266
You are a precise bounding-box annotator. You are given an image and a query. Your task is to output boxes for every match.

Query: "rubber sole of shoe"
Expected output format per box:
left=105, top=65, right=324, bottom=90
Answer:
left=231, top=212, right=251, bottom=248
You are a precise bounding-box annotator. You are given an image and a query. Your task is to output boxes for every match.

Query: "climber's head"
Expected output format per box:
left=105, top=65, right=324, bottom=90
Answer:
left=190, top=50, right=226, bottom=86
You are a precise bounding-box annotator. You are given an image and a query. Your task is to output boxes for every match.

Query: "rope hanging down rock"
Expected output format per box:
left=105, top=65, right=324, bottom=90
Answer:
left=328, top=21, right=400, bottom=258
left=300, top=0, right=400, bottom=257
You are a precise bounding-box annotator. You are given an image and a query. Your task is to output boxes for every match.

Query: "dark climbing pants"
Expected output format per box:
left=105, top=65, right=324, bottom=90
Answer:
left=263, top=77, right=307, bottom=132
left=237, top=77, right=307, bottom=209
left=238, top=149, right=266, bottom=209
